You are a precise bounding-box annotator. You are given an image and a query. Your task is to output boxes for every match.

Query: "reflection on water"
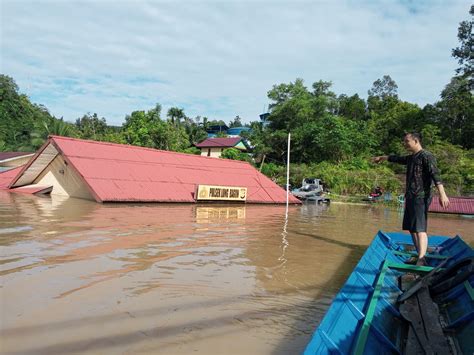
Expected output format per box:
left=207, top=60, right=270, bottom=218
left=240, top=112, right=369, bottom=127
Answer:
left=196, top=206, right=246, bottom=222
left=0, top=191, right=472, bottom=354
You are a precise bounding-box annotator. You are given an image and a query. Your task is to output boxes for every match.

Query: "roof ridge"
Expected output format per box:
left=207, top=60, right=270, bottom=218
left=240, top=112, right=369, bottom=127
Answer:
left=203, top=137, right=241, bottom=140
left=195, top=136, right=243, bottom=148
left=63, top=154, right=254, bottom=170
left=49, top=135, right=250, bottom=165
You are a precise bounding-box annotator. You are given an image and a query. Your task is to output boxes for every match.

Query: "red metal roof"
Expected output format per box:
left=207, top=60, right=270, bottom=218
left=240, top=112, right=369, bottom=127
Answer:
left=0, top=152, right=34, bottom=161
left=0, top=166, right=23, bottom=189
left=195, top=137, right=242, bottom=148
left=429, top=196, right=474, bottom=215
left=10, top=136, right=300, bottom=204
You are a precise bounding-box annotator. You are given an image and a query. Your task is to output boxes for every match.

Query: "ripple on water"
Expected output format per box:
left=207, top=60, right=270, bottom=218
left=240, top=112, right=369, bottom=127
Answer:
left=0, top=226, right=33, bottom=234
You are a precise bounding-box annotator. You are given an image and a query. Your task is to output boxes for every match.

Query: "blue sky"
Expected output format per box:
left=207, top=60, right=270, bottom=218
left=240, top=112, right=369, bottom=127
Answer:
left=1, top=0, right=470, bottom=125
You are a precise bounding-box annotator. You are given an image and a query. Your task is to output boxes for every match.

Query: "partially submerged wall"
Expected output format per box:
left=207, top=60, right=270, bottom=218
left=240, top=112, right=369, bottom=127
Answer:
left=200, top=147, right=223, bottom=158
left=34, top=155, right=93, bottom=200
left=0, top=155, right=33, bottom=168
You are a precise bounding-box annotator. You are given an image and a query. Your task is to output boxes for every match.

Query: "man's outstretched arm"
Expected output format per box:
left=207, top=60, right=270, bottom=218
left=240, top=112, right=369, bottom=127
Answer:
left=372, top=155, right=408, bottom=165
left=372, top=156, right=388, bottom=164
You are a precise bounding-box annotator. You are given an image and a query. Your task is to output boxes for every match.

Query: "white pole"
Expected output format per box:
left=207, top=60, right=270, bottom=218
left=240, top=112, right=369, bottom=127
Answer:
left=286, top=133, right=291, bottom=216
left=279, top=132, right=291, bottom=265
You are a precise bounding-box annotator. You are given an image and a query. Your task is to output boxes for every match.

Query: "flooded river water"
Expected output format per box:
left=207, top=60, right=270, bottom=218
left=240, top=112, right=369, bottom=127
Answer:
left=0, top=191, right=473, bottom=354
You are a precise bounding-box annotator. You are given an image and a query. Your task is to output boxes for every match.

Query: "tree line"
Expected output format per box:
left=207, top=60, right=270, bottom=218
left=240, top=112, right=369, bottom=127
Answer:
left=251, top=6, right=472, bottom=196
left=0, top=79, right=233, bottom=156
left=0, top=6, right=472, bottom=196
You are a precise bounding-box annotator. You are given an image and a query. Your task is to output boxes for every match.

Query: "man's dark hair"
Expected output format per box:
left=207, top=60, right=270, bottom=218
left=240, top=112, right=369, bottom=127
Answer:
left=405, top=131, right=422, bottom=143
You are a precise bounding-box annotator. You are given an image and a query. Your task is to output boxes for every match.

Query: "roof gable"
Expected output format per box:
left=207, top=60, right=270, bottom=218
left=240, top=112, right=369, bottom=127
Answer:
left=9, top=136, right=299, bottom=204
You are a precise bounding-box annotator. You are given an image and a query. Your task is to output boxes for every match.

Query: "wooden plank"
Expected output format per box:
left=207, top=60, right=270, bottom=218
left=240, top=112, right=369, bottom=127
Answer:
left=400, top=296, right=427, bottom=354
left=416, top=287, right=451, bottom=353
left=400, top=287, right=451, bottom=354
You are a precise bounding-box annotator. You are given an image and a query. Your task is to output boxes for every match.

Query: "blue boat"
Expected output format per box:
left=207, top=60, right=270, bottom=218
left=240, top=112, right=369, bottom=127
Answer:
left=304, top=231, right=474, bottom=354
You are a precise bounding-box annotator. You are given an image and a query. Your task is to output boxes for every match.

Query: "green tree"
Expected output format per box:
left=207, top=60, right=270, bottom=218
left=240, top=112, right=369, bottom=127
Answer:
left=123, top=104, right=191, bottom=152
left=229, top=115, right=243, bottom=127
left=215, top=131, right=228, bottom=138
left=102, top=131, right=127, bottom=144
left=207, top=119, right=227, bottom=127
left=452, top=5, right=473, bottom=83
left=158, top=123, right=190, bottom=152
left=123, top=110, right=156, bottom=147
left=420, top=124, right=441, bottom=147
left=245, top=120, right=272, bottom=169
left=75, top=113, right=108, bottom=140
left=267, top=78, right=315, bottom=131
left=221, top=148, right=250, bottom=162
left=337, top=94, right=367, bottom=120
left=265, top=79, right=374, bottom=164
left=167, top=107, right=185, bottom=126
left=312, top=80, right=338, bottom=114
left=434, top=76, right=474, bottom=149
left=422, top=6, right=474, bottom=149
left=427, top=140, right=473, bottom=195
left=368, top=75, right=398, bottom=99
left=367, top=75, right=399, bottom=115
left=368, top=101, right=423, bottom=153
left=306, top=115, right=375, bottom=162
left=0, top=75, right=32, bottom=150
left=183, top=116, right=207, bottom=145
left=197, top=116, right=210, bottom=131
left=0, top=74, right=60, bottom=151
left=43, top=118, right=78, bottom=137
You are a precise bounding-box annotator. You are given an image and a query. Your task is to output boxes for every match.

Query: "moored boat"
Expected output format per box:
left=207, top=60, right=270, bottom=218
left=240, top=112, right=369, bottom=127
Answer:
left=304, top=231, right=474, bottom=354
left=291, top=178, right=330, bottom=203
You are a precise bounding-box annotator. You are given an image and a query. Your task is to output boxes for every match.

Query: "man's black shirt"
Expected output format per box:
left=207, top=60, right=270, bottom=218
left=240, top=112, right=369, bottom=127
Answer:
left=388, top=150, right=442, bottom=198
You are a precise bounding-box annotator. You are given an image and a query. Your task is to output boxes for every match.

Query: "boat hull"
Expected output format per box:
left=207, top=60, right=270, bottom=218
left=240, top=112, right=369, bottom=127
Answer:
left=304, top=231, right=474, bottom=354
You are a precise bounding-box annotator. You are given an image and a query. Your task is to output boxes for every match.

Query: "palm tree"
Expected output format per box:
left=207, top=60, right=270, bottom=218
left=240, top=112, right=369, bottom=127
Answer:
left=43, top=118, right=76, bottom=137
left=167, top=107, right=185, bottom=126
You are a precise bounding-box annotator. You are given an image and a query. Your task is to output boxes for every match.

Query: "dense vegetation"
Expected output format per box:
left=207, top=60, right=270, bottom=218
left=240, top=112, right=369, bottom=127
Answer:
left=1, top=6, right=472, bottom=196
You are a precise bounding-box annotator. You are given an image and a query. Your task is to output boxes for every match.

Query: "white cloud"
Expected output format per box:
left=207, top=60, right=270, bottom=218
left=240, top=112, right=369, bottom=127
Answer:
left=1, top=0, right=470, bottom=125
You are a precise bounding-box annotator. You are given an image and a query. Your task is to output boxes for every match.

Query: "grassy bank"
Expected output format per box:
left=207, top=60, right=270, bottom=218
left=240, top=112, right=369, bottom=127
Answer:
left=327, top=193, right=402, bottom=207
left=259, top=152, right=472, bottom=198
left=261, top=158, right=403, bottom=196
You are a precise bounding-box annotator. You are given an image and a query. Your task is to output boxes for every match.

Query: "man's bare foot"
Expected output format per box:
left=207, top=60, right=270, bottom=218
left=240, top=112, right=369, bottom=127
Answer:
left=416, top=257, right=428, bottom=266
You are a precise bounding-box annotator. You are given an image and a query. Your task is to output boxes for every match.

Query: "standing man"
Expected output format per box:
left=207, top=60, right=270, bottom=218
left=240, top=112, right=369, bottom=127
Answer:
left=373, top=132, right=450, bottom=266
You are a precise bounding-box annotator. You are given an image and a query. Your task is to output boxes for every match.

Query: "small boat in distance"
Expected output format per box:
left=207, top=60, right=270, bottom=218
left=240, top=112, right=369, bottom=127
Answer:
left=305, top=231, right=474, bottom=354
left=291, top=178, right=330, bottom=203
left=362, top=186, right=393, bottom=203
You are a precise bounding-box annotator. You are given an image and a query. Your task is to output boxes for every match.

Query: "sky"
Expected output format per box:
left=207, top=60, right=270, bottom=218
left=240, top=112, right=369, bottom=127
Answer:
left=0, top=0, right=470, bottom=126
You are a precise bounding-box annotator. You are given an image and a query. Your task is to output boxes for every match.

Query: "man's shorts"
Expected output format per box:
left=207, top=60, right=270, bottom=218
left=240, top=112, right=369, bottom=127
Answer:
left=403, top=196, right=432, bottom=233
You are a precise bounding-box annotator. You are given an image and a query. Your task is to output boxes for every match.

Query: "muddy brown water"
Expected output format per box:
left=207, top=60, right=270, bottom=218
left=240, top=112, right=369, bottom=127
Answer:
left=0, top=192, right=472, bottom=354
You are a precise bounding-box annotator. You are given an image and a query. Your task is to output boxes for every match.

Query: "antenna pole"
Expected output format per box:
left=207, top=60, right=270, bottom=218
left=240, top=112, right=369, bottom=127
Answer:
left=286, top=133, right=291, bottom=215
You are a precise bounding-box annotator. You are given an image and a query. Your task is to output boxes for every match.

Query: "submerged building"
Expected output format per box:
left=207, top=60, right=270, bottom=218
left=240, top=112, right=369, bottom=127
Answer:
left=2, top=136, right=299, bottom=204
left=195, top=137, right=250, bottom=158
left=0, top=152, right=34, bottom=172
